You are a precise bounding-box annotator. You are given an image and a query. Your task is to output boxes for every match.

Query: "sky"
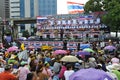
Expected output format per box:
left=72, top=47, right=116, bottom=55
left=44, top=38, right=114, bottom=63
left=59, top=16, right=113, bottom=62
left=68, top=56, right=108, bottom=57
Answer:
left=57, top=0, right=89, bottom=14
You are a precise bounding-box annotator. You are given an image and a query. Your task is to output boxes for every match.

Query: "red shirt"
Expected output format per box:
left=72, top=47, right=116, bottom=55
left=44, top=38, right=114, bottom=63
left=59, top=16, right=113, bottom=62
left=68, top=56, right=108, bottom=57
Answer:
left=0, top=71, right=17, bottom=80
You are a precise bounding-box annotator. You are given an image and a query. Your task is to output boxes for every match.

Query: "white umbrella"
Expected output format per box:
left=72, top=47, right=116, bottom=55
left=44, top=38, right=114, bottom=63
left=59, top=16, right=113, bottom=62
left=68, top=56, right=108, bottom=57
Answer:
left=60, top=55, right=79, bottom=62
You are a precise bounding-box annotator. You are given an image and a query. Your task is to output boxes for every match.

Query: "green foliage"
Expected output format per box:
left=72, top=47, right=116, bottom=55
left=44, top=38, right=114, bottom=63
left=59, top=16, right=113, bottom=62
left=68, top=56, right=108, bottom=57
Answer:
left=33, top=28, right=37, bottom=33
left=84, top=0, right=120, bottom=32
left=102, top=0, right=120, bottom=31
left=22, top=30, right=30, bottom=38
left=84, top=0, right=103, bottom=13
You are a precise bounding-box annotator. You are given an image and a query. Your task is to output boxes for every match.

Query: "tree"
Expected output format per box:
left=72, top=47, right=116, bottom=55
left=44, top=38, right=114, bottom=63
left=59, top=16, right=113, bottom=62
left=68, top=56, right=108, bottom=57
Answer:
left=22, top=30, right=30, bottom=38
left=84, top=0, right=103, bottom=13
left=102, top=0, right=120, bottom=37
left=84, top=0, right=120, bottom=37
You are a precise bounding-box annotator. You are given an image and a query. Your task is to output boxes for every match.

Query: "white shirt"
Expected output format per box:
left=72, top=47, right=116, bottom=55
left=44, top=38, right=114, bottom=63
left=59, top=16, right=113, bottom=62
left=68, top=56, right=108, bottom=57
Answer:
left=0, top=68, right=4, bottom=73
left=64, top=70, right=74, bottom=80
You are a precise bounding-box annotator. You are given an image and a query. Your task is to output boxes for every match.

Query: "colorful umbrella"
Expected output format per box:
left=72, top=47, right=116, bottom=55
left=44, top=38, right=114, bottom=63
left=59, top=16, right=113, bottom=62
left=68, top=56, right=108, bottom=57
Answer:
left=28, top=45, right=35, bottom=49
left=77, top=51, right=90, bottom=55
left=104, top=45, right=116, bottom=51
left=7, top=46, right=18, bottom=52
left=53, top=50, right=67, bottom=55
left=60, top=55, right=79, bottom=62
left=70, top=68, right=113, bottom=80
left=18, top=50, right=28, bottom=60
left=80, top=44, right=90, bottom=50
left=83, top=48, right=94, bottom=53
left=41, top=45, right=53, bottom=50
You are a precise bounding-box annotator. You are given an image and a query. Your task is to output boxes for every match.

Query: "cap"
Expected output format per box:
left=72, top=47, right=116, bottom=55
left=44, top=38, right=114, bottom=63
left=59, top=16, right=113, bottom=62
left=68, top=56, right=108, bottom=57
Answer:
left=75, top=63, right=81, bottom=69
left=21, top=61, right=28, bottom=65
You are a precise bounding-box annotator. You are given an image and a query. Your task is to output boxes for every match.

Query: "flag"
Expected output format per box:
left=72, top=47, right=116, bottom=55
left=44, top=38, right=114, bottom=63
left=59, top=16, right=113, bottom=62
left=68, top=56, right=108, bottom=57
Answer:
left=67, top=1, right=84, bottom=14
left=21, top=43, right=25, bottom=51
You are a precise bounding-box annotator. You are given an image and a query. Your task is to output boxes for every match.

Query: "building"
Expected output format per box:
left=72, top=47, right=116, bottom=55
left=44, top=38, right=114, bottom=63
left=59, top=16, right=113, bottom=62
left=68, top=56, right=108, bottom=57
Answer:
left=9, top=0, right=39, bottom=36
left=10, top=0, right=20, bottom=18
left=38, top=0, right=57, bottom=16
left=0, top=0, right=10, bottom=18
left=5, top=0, right=10, bottom=18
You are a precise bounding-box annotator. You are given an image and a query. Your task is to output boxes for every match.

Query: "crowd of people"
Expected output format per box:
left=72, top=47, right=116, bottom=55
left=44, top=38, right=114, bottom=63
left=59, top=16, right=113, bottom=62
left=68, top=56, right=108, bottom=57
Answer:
left=0, top=39, right=120, bottom=80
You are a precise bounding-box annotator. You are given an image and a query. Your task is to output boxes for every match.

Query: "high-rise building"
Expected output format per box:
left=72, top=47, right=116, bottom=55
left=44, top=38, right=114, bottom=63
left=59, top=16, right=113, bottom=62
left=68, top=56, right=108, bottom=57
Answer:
left=0, top=0, right=5, bottom=18
left=5, top=0, right=10, bottom=18
left=10, top=0, right=39, bottom=18
left=9, top=0, right=57, bottom=36
left=38, top=0, right=57, bottom=16
left=10, top=0, right=20, bottom=18
left=0, top=0, right=10, bottom=18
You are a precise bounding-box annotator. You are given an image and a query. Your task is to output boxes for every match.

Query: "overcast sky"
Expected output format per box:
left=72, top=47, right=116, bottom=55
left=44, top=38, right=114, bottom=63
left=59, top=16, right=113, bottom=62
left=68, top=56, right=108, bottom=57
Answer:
left=57, top=0, right=89, bottom=14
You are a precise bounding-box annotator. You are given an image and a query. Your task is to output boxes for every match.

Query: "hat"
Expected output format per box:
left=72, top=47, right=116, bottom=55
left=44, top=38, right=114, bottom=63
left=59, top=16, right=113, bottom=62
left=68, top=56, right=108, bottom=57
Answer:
left=75, top=63, right=81, bottom=69
left=21, top=61, right=28, bottom=65
left=111, top=58, right=119, bottom=64
left=107, top=64, right=120, bottom=71
left=0, top=52, right=3, bottom=55
left=10, top=54, right=17, bottom=59
left=78, top=60, right=83, bottom=63
left=89, top=57, right=96, bottom=62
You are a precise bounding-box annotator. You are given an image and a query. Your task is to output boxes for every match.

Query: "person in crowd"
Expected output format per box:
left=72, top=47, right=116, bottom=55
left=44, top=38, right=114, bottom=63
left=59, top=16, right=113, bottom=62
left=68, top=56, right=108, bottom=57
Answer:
left=36, top=65, right=48, bottom=80
left=53, top=58, right=61, bottom=74
left=26, top=72, right=37, bottom=80
left=74, top=63, right=82, bottom=72
left=42, top=62, right=53, bottom=80
left=88, top=57, right=97, bottom=68
left=0, top=64, right=18, bottom=80
left=59, top=63, right=67, bottom=80
left=0, top=63, right=4, bottom=73
left=19, top=61, right=30, bottom=80
left=29, top=56, right=37, bottom=72
left=64, top=64, right=74, bottom=80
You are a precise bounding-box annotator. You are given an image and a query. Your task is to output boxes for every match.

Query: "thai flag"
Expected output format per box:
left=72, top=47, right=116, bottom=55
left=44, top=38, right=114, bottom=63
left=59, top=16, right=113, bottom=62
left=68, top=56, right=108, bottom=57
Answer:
left=67, top=1, right=84, bottom=14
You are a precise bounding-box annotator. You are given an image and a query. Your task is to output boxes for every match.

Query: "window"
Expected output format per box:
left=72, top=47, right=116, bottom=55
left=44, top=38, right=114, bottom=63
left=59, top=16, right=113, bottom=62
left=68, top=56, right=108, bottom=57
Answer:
left=11, top=11, right=20, bottom=13
left=11, top=6, right=20, bottom=8
left=11, top=2, right=20, bottom=4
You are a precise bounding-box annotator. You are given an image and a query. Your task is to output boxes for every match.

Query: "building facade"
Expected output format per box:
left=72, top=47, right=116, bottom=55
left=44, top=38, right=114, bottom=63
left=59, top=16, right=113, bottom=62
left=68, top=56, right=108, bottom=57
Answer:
left=10, top=0, right=20, bottom=18
left=38, top=0, right=57, bottom=16
left=0, top=0, right=10, bottom=18
left=9, top=0, right=57, bottom=37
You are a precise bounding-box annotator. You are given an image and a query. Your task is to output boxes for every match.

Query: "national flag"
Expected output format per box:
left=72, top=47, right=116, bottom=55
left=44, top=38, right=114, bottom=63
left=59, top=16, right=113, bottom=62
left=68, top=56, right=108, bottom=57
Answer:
left=67, top=1, right=84, bottom=14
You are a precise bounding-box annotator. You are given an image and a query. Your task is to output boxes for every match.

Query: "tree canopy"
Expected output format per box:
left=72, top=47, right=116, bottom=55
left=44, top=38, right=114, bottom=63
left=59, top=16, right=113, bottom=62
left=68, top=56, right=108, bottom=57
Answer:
left=84, top=0, right=120, bottom=32
left=84, top=0, right=103, bottom=13
left=102, top=0, right=120, bottom=31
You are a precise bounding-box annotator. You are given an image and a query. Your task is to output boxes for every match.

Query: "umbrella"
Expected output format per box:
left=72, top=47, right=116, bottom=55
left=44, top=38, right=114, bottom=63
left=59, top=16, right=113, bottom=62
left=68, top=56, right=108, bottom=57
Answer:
left=41, top=45, right=53, bottom=50
left=77, top=51, right=90, bottom=55
left=53, top=50, right=67, bottom=55
left=7, top=46, right=18, bottom=52
left=70, top=68, right=113, bottom=80
left=28, top=45, right=34, bottom=49
left=83, top=48, right=94, bottom=53
left=60, top=55, right=79, bottom=62
left=18, top=50, right=28, bottom=60
left=80, top=44, right=90, bottom=50
left=104, top=45, right=116, bottom=51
